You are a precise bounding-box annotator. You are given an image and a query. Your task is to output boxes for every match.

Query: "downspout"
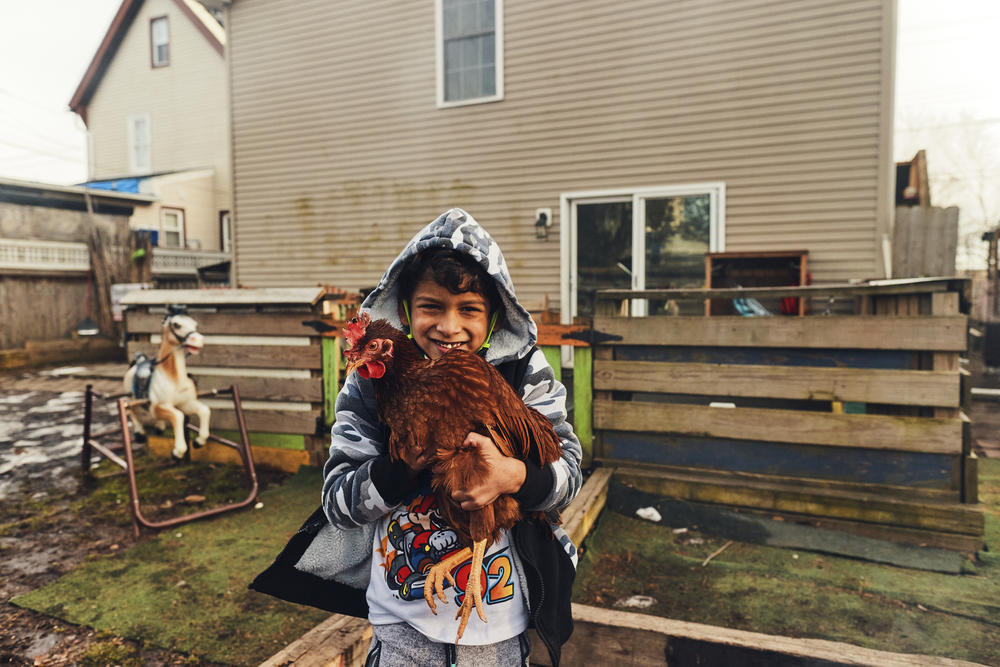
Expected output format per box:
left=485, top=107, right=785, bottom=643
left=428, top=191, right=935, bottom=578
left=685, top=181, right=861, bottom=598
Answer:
left=223, top=1, right=239, bottom=287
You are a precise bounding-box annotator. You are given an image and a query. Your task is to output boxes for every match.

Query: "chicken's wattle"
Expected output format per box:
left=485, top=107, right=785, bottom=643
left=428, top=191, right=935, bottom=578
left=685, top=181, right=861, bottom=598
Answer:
left=358, top=361, right=386, bottom=379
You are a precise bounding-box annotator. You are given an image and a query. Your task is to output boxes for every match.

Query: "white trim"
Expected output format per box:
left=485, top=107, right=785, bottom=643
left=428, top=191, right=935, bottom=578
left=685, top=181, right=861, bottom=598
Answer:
left=160, top=207, right=185, bottom=248
left=435, top=0, right=504, bottom=108
left=151, top=16, right=170, bottom=67
left=560, top=183, right=727, bottom=324
left=127, top=113, right=151, bottom=174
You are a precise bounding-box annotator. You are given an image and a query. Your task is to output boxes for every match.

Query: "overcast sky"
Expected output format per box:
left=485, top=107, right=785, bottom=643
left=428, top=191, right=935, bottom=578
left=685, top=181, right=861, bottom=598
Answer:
left=0, top=0, right=121, bottom=185
left=1, top=1, right=998, bottom=263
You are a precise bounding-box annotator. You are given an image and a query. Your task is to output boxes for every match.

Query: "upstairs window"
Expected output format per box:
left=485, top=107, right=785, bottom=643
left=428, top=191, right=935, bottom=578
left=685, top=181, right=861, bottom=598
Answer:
left=436, top=0, right=503, bottom=107
left=151, top=16, right=169, bottom=67
left=127, top=113, right=151, bottom=174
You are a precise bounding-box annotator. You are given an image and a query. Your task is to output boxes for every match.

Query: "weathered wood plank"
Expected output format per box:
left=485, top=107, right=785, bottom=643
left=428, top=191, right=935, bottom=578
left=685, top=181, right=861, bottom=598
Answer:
left=573, top=346, right=594, bottom=465
left=120, top=287, right=325, bottom=306
left=260, top=614, right=371, bottom=667
left=593, top=346, right=614, bottom=460
left=594, top=360, right=959, bottom=407
left=208, top=407, right=320, bottom=435
left=595, top=400, right=962, bottom=454
left=593, top=315, right=968, bottom=351
left=530, top=603, right=984, bottom=667
left=562, top=467, right=614, bottom=546
left=613, top=466, right=984, bottom=536
left=599, top=432, right=957, bottom=490
left=598, top=278, right=968, bottom=301
left=616, top=344, right=915, bottom=370
left=147, top=435, right=312, bottom=474
left=126, top=341, right=322, bottom=370
left=322, top=336, right=340, bottom=427
left=126, top=310, right=323, bottom=336
left=187, top=374, right=322, bottom=402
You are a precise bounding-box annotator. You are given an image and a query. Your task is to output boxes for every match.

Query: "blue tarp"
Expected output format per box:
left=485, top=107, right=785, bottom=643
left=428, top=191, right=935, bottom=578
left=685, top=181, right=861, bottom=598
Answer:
left=84, top=178, right=142, bottom=193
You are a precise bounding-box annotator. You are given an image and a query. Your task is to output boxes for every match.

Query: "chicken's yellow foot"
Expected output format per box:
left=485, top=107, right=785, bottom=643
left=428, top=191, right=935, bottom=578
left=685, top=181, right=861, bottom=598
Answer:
left=423, top=547, right=473, bottom=615
left=455, top=539, right=489, bottom=642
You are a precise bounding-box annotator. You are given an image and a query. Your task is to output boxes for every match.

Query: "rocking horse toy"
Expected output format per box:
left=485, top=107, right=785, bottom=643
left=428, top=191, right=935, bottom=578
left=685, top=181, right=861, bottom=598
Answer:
left=81, top=304, right=259, bottom=536
left=123, top=304, right=211, bottom=460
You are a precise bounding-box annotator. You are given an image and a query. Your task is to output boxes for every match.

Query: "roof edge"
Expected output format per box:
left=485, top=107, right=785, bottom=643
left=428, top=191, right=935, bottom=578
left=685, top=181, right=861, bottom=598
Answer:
left=69, top=0, right=141, bottom=117
left=69, top=0, right=225, bottom=117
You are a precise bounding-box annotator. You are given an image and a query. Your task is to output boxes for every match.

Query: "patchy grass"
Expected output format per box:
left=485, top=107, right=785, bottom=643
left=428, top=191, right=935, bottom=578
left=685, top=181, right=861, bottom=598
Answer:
left=574, top=458, right=1000, bottom=665
left=12, top=466, right=330, bottom=666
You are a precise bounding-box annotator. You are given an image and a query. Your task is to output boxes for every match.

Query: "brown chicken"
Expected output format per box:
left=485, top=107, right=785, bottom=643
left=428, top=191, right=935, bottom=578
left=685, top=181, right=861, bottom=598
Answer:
left=342, top=312, right=563, bottom=641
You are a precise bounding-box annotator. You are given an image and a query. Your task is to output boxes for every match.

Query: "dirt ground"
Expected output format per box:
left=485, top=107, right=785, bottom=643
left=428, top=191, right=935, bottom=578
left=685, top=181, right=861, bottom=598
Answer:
left=0, top=367, right=229, bottom=666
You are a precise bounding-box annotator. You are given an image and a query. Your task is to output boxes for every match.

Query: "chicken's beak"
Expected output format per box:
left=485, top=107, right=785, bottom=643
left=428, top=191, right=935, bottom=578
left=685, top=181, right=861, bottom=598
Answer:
left=345, top=359, right=362, bottom=377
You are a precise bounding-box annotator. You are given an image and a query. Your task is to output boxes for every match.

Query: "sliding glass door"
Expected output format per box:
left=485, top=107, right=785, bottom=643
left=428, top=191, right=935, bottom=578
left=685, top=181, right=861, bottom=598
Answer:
left=564, top=184, right=724, bottom=321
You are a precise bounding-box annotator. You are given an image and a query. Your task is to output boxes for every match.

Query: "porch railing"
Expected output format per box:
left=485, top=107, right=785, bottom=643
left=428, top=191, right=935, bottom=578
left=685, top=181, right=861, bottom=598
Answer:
left=0, top=238, right=229, bottom=277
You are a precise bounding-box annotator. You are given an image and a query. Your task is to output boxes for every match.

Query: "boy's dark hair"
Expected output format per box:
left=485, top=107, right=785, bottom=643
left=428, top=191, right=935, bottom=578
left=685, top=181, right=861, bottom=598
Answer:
left=398, top=247, right=501, bottom=313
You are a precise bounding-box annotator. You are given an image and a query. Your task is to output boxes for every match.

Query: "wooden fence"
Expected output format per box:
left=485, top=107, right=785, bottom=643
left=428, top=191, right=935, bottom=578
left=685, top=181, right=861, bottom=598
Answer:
left=587, top=279, right=983, bottom=553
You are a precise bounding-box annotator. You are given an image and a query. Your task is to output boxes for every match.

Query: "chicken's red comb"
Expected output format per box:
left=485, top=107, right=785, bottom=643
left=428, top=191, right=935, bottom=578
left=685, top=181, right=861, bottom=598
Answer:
left=344, top=311, right=370, bottom=347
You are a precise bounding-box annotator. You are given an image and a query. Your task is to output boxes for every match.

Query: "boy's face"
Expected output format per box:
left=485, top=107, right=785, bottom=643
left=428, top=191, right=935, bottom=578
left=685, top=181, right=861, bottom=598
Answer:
left=404, top=275, right=491, bottom=360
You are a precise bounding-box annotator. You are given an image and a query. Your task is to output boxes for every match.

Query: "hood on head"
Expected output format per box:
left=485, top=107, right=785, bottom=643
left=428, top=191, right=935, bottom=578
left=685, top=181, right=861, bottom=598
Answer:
left=360, top=208, right=537, bottom=364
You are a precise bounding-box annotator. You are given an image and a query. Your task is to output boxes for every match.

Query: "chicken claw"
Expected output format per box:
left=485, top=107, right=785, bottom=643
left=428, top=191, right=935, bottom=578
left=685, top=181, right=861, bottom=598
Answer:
left=455, top=539, right=489, bottom=642
left=423, top=547, right=473, bottom=614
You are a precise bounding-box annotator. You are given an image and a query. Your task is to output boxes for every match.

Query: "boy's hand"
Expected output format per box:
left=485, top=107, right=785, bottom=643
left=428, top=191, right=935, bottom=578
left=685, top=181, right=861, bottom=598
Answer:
left=451, top=432, right=526, bottom=510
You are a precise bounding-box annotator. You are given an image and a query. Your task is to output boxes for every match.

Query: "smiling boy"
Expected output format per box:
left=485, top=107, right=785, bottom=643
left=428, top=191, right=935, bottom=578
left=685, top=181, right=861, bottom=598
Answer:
left=323, top=210, right=583, bottom=666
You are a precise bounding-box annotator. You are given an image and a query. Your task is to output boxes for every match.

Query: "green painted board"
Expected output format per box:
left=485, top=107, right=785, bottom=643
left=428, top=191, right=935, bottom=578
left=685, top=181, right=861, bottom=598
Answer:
left=212, top=429, right=305, bottom=451
left=322, top=337, right=341, bottom=427
left=542, top=345, right=562, bottom=383
left=574, top=346, right=593, bottom=466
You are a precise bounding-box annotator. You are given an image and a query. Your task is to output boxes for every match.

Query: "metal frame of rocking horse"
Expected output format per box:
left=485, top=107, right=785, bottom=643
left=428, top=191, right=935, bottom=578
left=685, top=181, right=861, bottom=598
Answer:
left=81, top=384, right=260, bottom=538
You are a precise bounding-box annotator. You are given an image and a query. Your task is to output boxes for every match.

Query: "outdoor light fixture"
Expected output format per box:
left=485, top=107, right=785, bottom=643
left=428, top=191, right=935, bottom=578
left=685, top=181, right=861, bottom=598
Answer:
left=535, top=208, right=552, bottom=240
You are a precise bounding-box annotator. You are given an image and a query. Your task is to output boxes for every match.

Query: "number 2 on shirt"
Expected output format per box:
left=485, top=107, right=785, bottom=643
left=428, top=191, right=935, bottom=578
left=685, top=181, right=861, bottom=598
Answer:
left=452, top=551, right=515, bottom=605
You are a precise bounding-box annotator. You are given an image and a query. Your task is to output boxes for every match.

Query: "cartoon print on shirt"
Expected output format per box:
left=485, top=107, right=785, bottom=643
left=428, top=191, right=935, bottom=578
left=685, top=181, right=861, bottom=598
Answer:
left=378, top=492, right=516, bottom=606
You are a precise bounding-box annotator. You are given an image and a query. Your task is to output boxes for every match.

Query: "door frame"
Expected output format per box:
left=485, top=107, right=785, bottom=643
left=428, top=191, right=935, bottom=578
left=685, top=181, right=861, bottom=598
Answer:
left=559, top=183, right=726, bottom=325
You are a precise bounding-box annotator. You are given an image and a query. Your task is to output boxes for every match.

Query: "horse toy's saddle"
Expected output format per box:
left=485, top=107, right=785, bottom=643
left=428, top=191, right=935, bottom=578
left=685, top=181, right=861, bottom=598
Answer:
left=129, top=353, right=155, bottom=399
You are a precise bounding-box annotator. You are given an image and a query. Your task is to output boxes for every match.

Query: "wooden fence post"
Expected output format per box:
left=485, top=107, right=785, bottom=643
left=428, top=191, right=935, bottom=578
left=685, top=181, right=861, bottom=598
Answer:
left=574, top=346, right=593, bottom=467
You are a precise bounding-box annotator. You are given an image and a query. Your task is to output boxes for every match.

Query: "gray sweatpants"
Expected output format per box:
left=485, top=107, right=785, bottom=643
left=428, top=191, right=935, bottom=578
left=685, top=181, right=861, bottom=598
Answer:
left=365, top=622, right=530, bottom=667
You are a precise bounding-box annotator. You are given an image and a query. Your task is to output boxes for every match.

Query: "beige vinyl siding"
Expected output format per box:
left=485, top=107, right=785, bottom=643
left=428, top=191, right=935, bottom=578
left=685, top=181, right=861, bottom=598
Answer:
left=87, top=0, right=230, bottom=248
left=229, top=0, right=893, bottom=303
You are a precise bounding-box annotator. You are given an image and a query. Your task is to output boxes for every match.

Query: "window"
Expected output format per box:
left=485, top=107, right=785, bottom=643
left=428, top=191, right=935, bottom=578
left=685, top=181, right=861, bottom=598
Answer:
left=151, top=16, right=169, bottom=67
left=161, top=208, right=185, bottom=248
left=562, top=183, right=726, bottom=320
left=220, top=211, right=232, bottom=252
left=436, top=0, right=503, bottom=107
left=127, top=113, right=151, bottom=174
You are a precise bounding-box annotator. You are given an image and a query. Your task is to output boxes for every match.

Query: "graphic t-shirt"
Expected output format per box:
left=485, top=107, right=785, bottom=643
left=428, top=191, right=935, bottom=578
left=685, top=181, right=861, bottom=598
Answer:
left=366, top=490, right=528, bottom=645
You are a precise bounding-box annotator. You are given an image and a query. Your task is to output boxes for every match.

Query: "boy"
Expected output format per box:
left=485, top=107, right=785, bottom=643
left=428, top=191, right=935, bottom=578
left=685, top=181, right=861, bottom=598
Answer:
left=324, top=209, right=582, bottom=666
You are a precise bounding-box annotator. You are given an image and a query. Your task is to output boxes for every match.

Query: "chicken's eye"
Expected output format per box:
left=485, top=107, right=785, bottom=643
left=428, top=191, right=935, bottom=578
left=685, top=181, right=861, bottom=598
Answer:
left=367, top=341, right=378, bottom=351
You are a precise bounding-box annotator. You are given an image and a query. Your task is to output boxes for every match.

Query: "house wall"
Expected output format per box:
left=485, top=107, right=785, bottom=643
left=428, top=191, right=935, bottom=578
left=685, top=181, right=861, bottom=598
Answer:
left=228, top=0, right=894, bottom=306
left=87, top=0, right=230, bottom=250
left=130, top=169, right=218, bottom=249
